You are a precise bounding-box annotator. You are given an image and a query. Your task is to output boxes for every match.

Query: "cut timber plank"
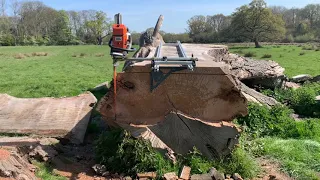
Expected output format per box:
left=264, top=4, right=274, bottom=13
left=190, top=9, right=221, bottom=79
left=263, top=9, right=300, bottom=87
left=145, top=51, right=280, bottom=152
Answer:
left=0, top=92, right=97, bottom=144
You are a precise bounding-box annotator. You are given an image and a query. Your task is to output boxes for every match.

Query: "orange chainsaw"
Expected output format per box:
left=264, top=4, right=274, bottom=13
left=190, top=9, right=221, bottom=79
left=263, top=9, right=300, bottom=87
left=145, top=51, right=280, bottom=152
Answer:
left=109, top=13, right=135, bottom=119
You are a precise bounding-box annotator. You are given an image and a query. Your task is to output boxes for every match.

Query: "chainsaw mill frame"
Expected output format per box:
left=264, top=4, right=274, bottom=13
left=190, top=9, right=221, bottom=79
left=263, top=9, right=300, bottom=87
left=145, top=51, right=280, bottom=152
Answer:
left=109, top=13, right=198, bottom=118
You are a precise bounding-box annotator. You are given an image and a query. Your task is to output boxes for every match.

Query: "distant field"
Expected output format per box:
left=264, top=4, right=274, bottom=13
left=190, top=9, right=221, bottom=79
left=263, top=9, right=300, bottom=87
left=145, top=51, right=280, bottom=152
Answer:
left=229, top=45, right=320, bottom=77
left=0, top=45, right=117, bottom=98
left=1, top=44, right=319, bottom=98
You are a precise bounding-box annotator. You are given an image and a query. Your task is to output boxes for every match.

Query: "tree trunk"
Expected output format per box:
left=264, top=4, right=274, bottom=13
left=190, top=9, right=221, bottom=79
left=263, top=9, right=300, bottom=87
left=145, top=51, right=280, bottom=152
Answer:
left=254, top=39, right=262, bottom=48
left=97, top=36, right=103, bottom=45
left=152, top=15, right=164, bottom=38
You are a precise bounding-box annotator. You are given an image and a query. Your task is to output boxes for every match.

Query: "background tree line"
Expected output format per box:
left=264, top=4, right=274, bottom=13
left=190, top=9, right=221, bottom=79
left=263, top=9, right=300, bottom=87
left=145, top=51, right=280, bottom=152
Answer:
left=0, top=0, right=111, bottom=46
left=0, top=0, right=319, bottom=46
left=186, top=0, right=320, bottom=46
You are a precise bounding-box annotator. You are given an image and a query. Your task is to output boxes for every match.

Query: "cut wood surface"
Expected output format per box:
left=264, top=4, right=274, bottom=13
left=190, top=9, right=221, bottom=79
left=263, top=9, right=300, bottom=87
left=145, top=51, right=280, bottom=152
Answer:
left=98, top=65, right=247, bottom=125
left=0, top=92, right=97, bottom=144
left=0, top=149, right=37, bottom=179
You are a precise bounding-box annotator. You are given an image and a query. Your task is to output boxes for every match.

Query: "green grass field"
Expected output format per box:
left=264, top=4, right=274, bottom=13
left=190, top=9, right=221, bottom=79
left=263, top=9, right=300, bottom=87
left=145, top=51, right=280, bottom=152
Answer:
left=229, top=45, right=320, bottom=77
left=0, top=45, right=318, bottom=98
left=0, top=45, right=117, bottom=98
left=256, top=137, right=320, bottom=179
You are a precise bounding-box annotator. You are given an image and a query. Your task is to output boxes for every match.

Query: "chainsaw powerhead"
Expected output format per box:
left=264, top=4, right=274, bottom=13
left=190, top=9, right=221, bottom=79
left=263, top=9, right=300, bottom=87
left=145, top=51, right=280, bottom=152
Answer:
left=109, top=13, right=135, bottom=58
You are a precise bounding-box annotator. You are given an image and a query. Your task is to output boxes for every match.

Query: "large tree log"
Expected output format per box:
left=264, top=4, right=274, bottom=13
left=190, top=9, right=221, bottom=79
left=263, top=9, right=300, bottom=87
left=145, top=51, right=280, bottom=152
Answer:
left=182, top=44, right=286, bottom=89
left=135, top=15, right=165, bottom=58
left=225, top=53, right=285, bottom=89
left=0, top=92, right=97, bottom=144
left=98, top=47, right=248, bottom=158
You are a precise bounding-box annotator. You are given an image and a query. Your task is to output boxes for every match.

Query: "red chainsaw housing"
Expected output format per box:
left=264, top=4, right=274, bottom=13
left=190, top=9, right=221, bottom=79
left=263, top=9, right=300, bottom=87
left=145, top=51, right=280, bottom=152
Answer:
left=112, top=24, right=128, bottom=50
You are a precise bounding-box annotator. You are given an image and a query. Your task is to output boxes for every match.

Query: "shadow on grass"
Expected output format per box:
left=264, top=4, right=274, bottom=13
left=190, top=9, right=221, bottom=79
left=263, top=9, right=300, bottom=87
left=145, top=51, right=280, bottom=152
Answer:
left=90, top=88, right=108, bottom=102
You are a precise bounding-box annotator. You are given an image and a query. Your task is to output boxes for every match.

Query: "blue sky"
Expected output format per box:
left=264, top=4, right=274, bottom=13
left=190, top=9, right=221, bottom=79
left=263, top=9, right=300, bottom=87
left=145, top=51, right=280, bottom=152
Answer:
left=39, top=0, right=320, bottom=33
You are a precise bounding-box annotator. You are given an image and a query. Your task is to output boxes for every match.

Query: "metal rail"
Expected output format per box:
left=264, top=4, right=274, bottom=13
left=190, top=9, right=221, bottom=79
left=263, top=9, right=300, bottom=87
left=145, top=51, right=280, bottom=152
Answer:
left=177, top=41, right=187, bottom=58
left=124, top=41, right=197, bottom=72
left=114, top=41, right=198, bottom=91
left=156, top=42, right=162, bottom=58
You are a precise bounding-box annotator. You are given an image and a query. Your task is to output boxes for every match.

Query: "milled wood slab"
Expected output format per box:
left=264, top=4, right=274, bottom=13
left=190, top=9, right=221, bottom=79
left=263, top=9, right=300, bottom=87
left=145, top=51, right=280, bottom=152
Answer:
left=0, top=92, right=97, bottom=144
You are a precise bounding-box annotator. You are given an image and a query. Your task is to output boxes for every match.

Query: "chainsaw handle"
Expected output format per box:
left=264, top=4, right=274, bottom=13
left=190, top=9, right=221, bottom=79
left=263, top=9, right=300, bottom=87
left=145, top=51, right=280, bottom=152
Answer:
left=108, top=39, right=136, bottom=52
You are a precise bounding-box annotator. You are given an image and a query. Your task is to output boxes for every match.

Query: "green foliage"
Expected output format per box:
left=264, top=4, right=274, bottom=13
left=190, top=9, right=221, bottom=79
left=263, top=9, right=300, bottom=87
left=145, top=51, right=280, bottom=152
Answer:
left=244, top=51, right=256, bottom=57
left=261, top=54, right=272, bottom=58
left=0, top=34, right=15, bottom=46
left=95, top=129, right=176, bottom=176
left=181, top=148, right=213, bottom=174
left=264, top=83, right=320, bottom=117
left=95, top=128, right=259, bottom=179
left=282, top=34, right=294, bottom=43
left=238, top=102, right=320, bottom=139
left=290, top=84, right=320, bottom=117
left=131, top=32, right=142, bottom=45
left=295, top=33, right=316, bottom=43
left=302, top=46, right=315, bottom=50
left=237, top=101, right=320, bottom=179
left=256, top=138, right=320, bottom=180
left=295, top=22, right=310, bottom=36
left=163, top=33, right=192, bottom=43
left=50, top=10, right=75, bottom=45
left=33, top=161, right=67, bottom=180
left=237, top=103, right=299, bottom=138
left=85, top=11, right=111, bottom=45
left=180, top=147, right=259, bottom=178
left=229, top=0, right=286, bottom=47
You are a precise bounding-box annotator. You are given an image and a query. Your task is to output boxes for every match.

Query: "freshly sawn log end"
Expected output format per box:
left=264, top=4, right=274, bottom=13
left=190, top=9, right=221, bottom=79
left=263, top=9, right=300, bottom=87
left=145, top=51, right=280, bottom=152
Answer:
left=97, top=59, right=247, bottom=158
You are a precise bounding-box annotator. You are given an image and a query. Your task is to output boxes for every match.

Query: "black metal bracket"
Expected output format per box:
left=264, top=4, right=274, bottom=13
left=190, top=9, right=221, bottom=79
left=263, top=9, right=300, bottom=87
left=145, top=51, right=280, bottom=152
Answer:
left=150, top=67, right=187, bottom=92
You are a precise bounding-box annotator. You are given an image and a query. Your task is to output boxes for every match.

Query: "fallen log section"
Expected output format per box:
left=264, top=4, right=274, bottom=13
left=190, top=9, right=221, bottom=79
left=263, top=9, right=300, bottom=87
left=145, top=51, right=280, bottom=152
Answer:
left=0, top=92, right=97, bottom=144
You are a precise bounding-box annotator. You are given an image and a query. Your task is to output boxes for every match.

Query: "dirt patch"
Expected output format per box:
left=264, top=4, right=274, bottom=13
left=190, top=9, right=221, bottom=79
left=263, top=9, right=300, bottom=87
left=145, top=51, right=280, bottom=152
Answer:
left=0, top=149, right=10, bottom=160
left=254, top=157, right=292, bottom=180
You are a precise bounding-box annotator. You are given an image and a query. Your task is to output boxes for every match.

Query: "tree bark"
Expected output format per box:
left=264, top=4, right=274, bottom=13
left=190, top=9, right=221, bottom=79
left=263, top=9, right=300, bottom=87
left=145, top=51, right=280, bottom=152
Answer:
left=254, top=39, right=262, bottom=48
left=224, top=53, right=285, bottom=89
left=97, top=36, right=103, bottom=45
left=153, top=15, right=164, bottom=38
